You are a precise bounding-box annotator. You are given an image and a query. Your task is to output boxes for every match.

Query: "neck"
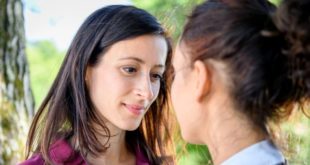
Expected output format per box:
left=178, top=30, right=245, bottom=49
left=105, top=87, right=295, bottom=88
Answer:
left=199, top=62, right=267, bottom=164
left=86, top=122, right=135, bottom=165
left=202, top=103, right=266, bottom=165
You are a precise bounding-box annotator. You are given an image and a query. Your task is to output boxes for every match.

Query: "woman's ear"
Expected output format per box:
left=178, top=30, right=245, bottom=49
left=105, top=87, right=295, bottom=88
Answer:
left=193, top=60, right=211, bottom=102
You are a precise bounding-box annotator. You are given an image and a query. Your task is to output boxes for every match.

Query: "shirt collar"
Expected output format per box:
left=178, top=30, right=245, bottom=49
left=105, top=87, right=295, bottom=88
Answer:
left=221, top=140, right=285, bottom=165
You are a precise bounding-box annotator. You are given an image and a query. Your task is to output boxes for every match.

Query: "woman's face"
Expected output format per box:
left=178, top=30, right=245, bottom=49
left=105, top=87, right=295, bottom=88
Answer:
left=171, top=43, right=202, bottom=142
left=86, top=35, right=168, bottom=131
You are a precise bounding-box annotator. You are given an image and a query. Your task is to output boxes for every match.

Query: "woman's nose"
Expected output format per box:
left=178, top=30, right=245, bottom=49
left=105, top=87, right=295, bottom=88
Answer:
left=134, top=74, right=155, bottom=101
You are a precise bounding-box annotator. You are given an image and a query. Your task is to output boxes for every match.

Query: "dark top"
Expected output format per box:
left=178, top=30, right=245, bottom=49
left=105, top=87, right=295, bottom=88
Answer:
left=19, top=140, right=150, bottom=165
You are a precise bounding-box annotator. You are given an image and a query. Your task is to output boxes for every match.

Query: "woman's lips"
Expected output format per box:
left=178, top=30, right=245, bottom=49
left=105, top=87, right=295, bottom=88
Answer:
left=123, top=103, right=145, bottom=116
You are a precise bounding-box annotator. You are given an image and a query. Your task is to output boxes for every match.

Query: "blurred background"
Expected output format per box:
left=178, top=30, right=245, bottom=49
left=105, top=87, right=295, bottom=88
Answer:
left=0, top=0, right=309, bottom=164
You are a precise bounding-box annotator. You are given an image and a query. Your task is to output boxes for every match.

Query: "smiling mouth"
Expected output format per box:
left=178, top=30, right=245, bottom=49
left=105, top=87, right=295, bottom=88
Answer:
left=122, top=103, right=145, bottom=116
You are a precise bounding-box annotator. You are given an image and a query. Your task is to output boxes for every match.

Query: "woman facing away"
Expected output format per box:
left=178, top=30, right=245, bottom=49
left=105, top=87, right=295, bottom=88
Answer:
left=171, top=0, right=309, bottom=164
left=20, top=5, right=174, bottom=165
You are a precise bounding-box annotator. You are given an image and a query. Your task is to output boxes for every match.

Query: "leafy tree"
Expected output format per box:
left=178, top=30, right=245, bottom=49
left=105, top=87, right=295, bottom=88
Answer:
left=0, top=0, right=34, bottom=164
left=133, top=0, right=204, bottom=41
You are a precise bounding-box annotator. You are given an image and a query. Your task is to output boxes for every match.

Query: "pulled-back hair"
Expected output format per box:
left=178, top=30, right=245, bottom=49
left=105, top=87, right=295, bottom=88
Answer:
left=25, top=5, right=173, bottom=164
left=181, top=0, right=309, bottom=133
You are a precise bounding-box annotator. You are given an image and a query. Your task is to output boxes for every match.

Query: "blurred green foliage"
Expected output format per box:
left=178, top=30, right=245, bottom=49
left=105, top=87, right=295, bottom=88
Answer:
left=133, top=0, right=204, bottom=41
left=133, top=0, right=309, bottom=164
left=269, top=0, right=282, bottom=5
left=281, top=114, right=310, bottom=165
left=24, top=0, right=309, bottom=165
left=176, top=141, right=212, bottom=165
left=133, top=0, right=211, bottom=164
left=26, top=41, right=65, bottom=106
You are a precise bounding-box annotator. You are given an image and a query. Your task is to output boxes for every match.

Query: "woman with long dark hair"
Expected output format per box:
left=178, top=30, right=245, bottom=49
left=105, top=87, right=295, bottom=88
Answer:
left=171, top=0, right=309, bottom=164
left=20, top=5, right=174, bottom=165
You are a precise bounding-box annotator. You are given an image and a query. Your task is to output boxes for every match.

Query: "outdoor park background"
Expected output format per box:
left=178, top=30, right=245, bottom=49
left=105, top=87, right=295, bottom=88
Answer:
left=0, top=0, right=309, bottom=164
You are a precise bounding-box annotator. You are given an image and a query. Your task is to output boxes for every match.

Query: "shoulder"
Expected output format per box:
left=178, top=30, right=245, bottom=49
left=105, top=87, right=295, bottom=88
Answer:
left=18, top=154, right=44, bottom=165
left=18, top=140, right=86, bottom=165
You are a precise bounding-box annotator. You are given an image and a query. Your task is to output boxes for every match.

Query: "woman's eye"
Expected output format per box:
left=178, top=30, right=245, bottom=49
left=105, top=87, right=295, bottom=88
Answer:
left=151, top=73, right=163, bottom=81
left=122, top=67, right=137, bottom=74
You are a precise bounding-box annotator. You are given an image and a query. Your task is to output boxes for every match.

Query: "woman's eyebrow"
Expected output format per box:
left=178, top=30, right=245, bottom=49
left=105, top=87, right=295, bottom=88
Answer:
left=119, top=57, right=165, bottom=68
left=119, top=57, right=145, bottom=63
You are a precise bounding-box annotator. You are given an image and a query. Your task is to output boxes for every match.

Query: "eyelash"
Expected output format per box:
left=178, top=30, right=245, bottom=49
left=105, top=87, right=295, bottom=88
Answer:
left=122, top=66, right=137, bottom=74
left=151, top=73, right=163, bottom=81
left=121, top=66, right=163, bottom=82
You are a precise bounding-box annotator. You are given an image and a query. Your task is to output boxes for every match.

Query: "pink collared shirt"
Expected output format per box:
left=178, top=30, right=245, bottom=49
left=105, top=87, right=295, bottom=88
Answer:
left=19, top=140, right=150, bottom=165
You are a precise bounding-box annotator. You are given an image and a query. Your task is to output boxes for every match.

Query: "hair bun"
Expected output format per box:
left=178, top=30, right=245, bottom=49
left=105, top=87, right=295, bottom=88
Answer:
left=274, top=0, right=310, bottom=97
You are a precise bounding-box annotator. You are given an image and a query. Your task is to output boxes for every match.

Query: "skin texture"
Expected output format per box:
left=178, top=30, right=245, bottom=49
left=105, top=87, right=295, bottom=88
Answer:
left=85, top=34, right=168, bottom=165
left=171, top=43, right=203, bottom=143
left=171, top=43, right=265, bottom=165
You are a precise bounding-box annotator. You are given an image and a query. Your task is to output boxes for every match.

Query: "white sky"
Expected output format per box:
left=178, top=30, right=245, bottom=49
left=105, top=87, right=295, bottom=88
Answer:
left=23, top=0, right=132, bottom=50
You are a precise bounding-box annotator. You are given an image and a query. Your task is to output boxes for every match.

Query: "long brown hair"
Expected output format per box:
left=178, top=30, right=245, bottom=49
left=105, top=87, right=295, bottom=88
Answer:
left=25, top=5, right=174, bottom=164
left=181, top=0, right=309, bottom=134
